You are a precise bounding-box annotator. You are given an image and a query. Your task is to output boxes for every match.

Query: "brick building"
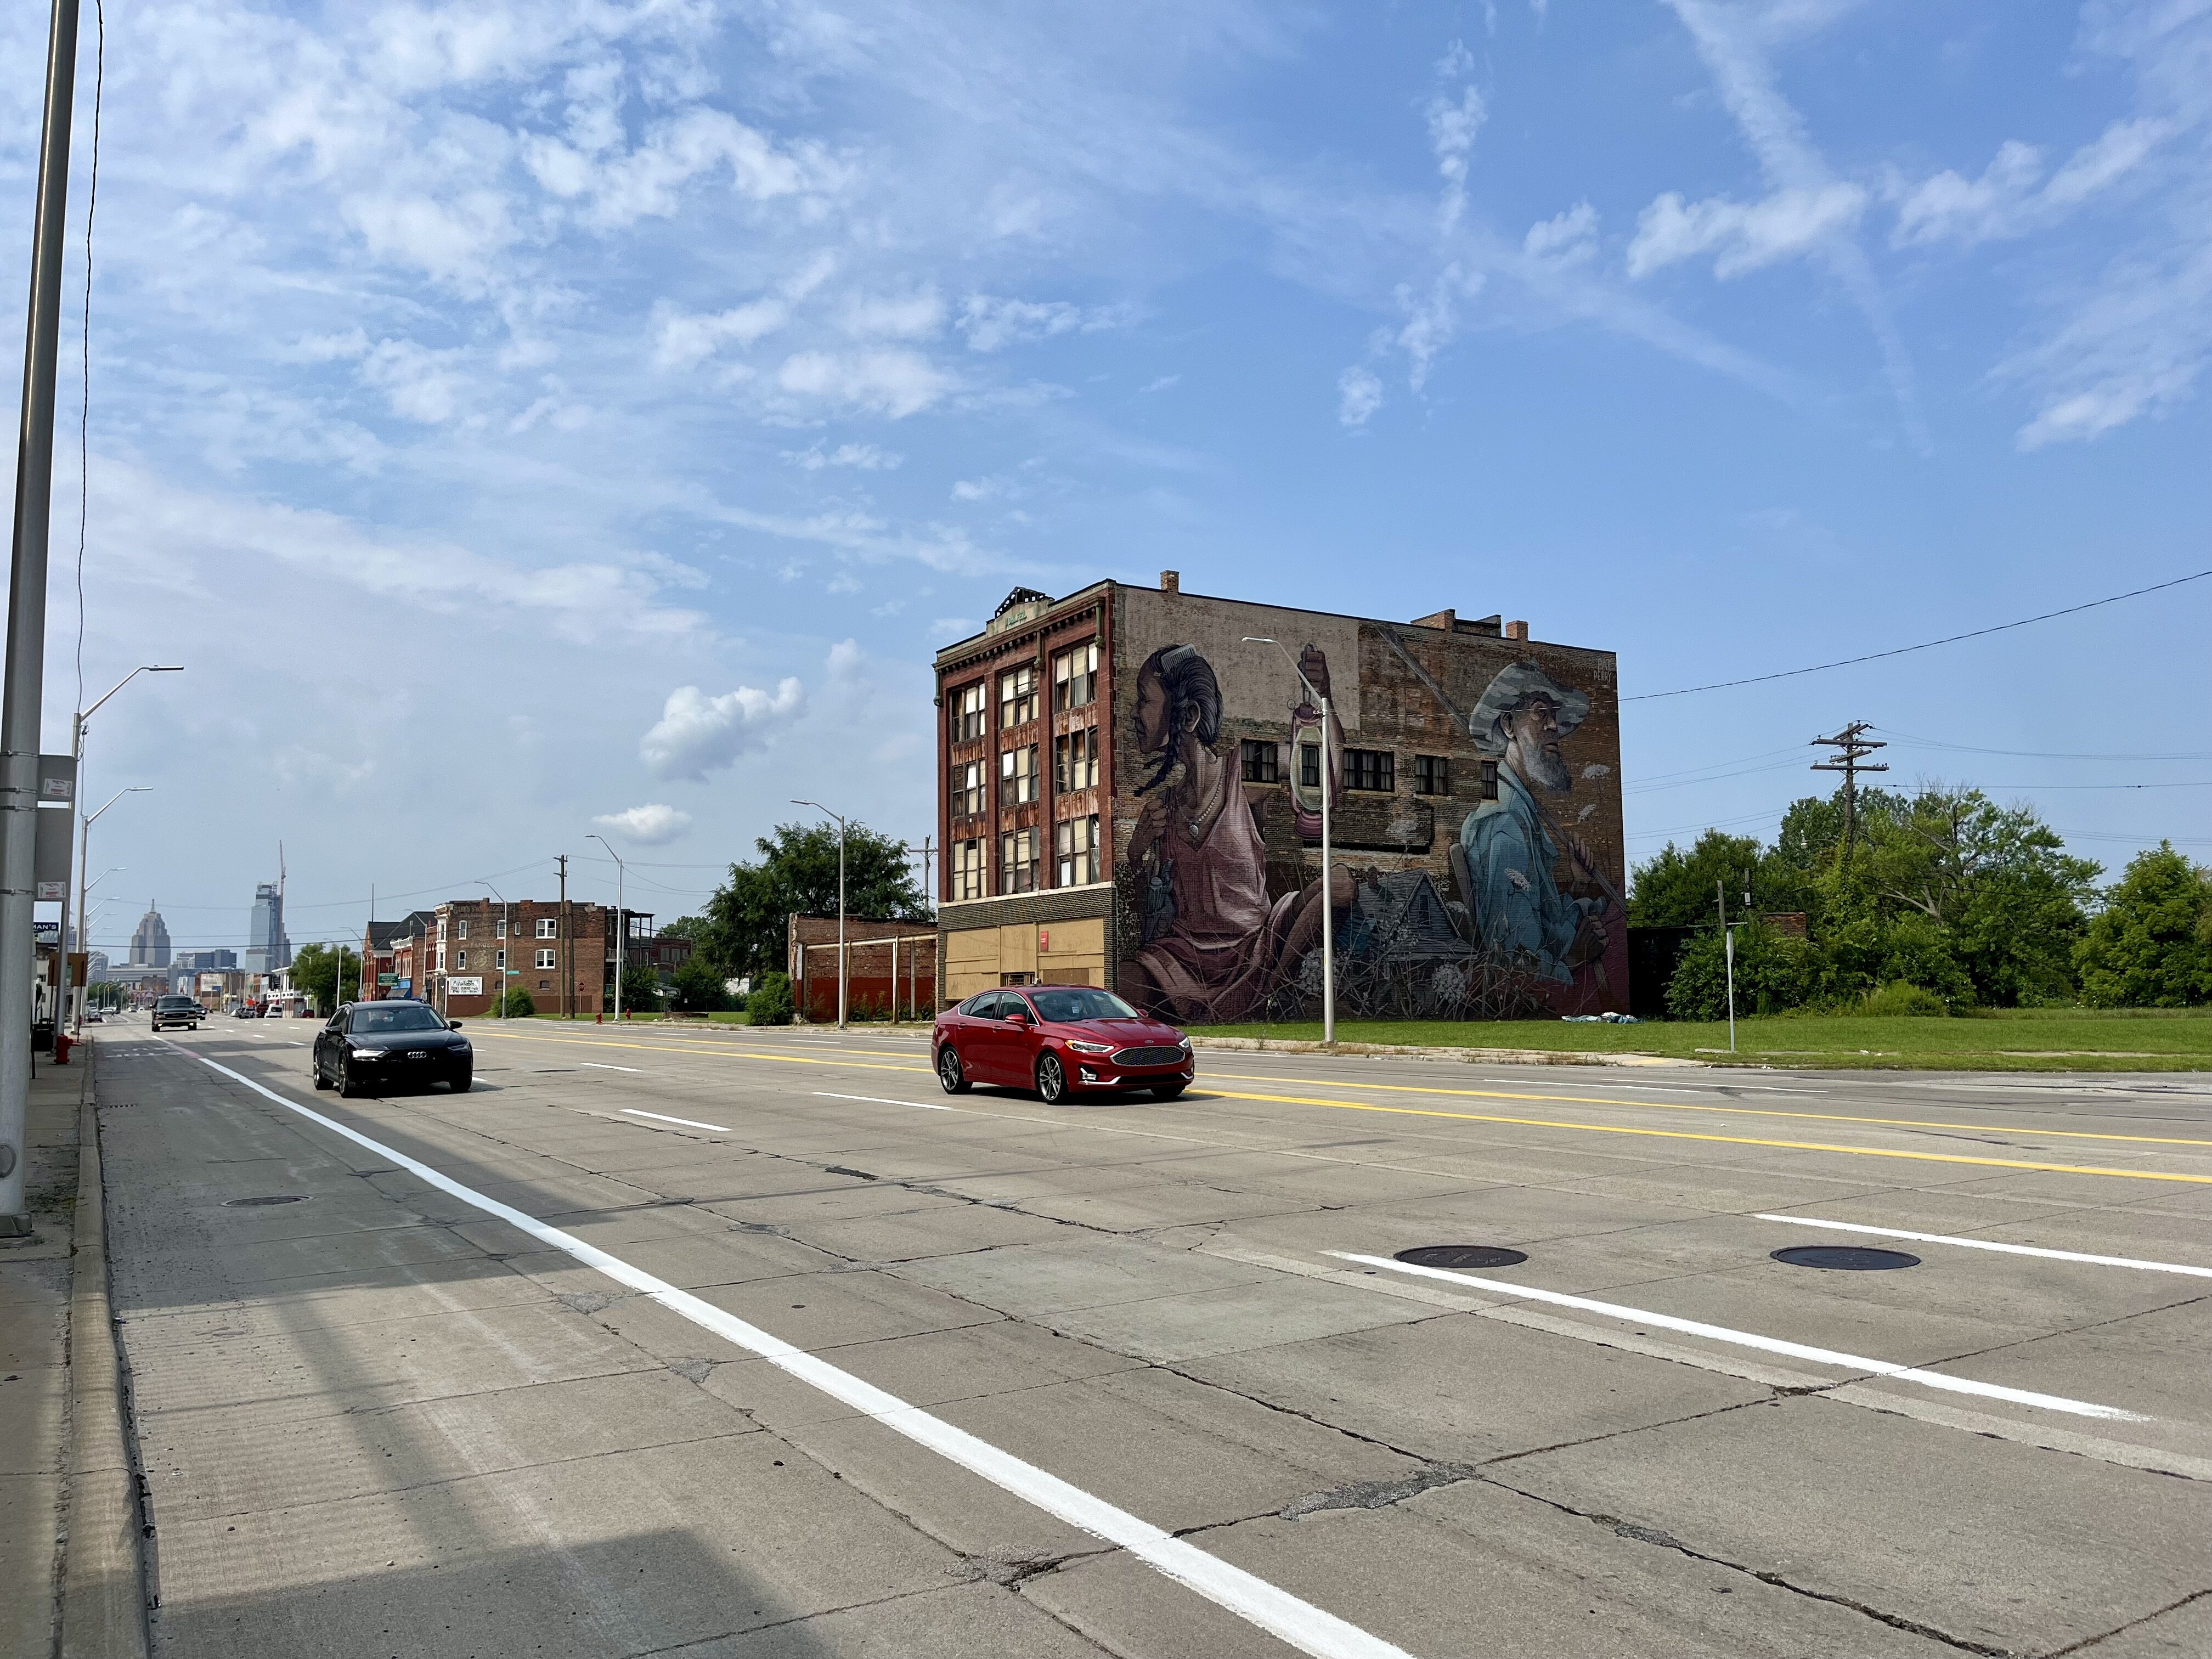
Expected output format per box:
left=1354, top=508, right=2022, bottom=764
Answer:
left=420, top=898, right=617, bottom=1020
left=786, top=916, right=938, bottom=1023
left=933, top=573, right=1628, bottom=1021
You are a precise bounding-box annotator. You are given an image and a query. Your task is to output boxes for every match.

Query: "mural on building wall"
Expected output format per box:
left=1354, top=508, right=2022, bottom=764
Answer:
left=1114, top=606, right=1625, bottom=1024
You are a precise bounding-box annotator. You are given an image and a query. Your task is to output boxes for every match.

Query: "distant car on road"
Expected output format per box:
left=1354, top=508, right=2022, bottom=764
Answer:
left=932, top=984, right=1192, bottom=1103
left=312, top=1001, right=471, bottom=1098
left=151, top=995, right=202, bottom=1032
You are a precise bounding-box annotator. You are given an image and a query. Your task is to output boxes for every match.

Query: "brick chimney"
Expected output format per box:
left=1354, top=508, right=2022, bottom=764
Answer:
left=1160, top=570, right=1180, bottom=594
left=1504, top=619, right=1529, bottom=641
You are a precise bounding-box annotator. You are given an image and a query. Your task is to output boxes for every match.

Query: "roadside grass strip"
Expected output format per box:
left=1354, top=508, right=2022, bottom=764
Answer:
left=1756, top=1215, right=2212, bottom=1278
left=1332, top=1252, right=2144, bottom=1422
left=165, top=1041, right=1418, bottom=1659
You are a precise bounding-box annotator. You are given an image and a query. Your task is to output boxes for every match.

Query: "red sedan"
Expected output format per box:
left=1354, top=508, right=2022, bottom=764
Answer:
left=934, top=984, right=1194, bottom=1103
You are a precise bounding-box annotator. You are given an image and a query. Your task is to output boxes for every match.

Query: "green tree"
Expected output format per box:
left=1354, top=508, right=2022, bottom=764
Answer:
left=1629, top=830, right=1768, bottom=927
left=659, top=916, right=709, bottom=940
left=615, top=962, right=663, bottom=1014
left=669, top=958, right=729, bottom=1013
left=2074, top=843, right=2212, bottom=1008
left=1664, top=921, right=1817, bottom=1020
left=292, top=944, right=363, bottom=1015
left=697, top=821, right=927, bottom=979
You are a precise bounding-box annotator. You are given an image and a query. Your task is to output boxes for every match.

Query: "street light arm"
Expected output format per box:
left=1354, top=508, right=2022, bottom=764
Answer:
left=1240, top=637, right=1324, bottom=709
left=79, top=664, right=183, bottom=725
left=84, top=785, right=151, bottom=826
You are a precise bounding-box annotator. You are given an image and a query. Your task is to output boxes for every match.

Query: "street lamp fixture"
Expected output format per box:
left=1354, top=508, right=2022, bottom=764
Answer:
left=585, top=833, right=627, bottom=1021
left=792, top=800, right=847, bottom=1031
left=478, top=880, right=512, bottom=1020
left=72, top=789, right=151, bottom=1036
left=1243, top=637, right=1336, bottom=1046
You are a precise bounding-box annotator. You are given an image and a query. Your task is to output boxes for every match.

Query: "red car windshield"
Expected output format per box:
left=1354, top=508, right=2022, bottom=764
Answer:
left=1027, top=988, right=1145, bottom=1023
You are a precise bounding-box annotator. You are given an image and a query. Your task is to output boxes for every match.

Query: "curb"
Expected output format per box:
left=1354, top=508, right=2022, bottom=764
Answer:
left=60, top=1041, right=150, bottom=1659
left=1187, top=1035, right=1706, bottom=1068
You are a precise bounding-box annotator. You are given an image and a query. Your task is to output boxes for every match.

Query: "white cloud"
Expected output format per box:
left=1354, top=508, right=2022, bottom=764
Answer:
left=776, top=349, right=952, bottom=417
left=957, top=295, right=1136, bottom=352
left=1395, top=264, right=1483, bottom=390
left=1893, top=119, right=2174, bottom=249
left=640, top=679, right=806, bottom=781
left=591, top=803, right=694, bottom=845
left=523, top=109, right=847, bottom=229
left=654, top=300, right=791, bottom=370
left=1627, top=183, right=1867, bottom=279
left=1139, top=374, right=1181, bottom=393
left=1337, top=365, right=1383, bottom=427
left=782, top=442, right=902, bottom=470
left=1427, top=84, right=1487, bottom=233
left=358, top=339, right=473, bottom=424
left=842, top=289, right=947, bottom=339
left=1524, top=202, right=1599, bottom=264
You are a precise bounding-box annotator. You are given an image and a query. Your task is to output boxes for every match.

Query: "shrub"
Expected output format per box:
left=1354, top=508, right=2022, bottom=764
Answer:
left=747, top=972, right=794, bottom=1026
left=669, top=958, right=730, bottom=1014
left=2075, top=843, right=2212, bottom=1008
left=1860, top=981, right=1948, bottom=1018
left=495, top=986, right=536, bottom=1019
left=1665, top=922, right=1816, bottom=1021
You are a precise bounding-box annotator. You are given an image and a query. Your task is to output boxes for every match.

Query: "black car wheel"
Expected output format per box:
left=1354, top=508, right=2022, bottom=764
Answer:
left=1151, top=1081, right=1188, bottom=1099
left=450, top=1068, right=472, bottom=1093
left=1036, top=1051, right=1068, bottom=1104
left=337, top=1060, right=363, bottom=1099
left=312, top=1054, right=332, bottom=1091
left=936, top=1046, right=970, bottom=1094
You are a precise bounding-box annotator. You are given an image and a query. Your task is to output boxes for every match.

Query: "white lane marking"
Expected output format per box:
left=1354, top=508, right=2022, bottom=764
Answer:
left=1332, top=1252, right=2143, bottom=1422
left=161, top=1041, right=1414, bottom=1659
left=621, top=1108, right=731, bottom=1132
left=582, top=1062, right=650, bottom=1074
left=817, top=1091, right=961, bottom=1113
left=1756, top=1214, right=2212, bottom=1279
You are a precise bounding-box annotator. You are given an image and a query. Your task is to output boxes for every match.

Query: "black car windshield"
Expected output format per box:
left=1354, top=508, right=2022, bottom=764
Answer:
left=1029, top=989, right=1143, bottom=1023
left=349, top=1005, right=444, bottom=1034
left=157, top=997, right=193, bottom=1008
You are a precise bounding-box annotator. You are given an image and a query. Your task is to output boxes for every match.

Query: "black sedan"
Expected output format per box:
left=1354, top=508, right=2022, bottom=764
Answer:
left=312, top=1001, right=471, bottom=1097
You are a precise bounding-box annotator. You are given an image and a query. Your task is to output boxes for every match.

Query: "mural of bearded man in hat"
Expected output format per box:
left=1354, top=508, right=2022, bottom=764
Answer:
left=1459, top=661, right=1611, bottom=987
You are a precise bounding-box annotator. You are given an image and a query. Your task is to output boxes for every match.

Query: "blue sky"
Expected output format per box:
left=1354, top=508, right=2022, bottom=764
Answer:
left=2, top=0, right=2207, bottom=956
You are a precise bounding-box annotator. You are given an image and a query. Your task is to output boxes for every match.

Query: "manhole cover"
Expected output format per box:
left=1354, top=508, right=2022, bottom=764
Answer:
left=222, top=1195, right=308, bottom=1207
left=1771, top=1245, right=1918, bottom=1271
left=1393, top=1245, right=1528, bottom=1271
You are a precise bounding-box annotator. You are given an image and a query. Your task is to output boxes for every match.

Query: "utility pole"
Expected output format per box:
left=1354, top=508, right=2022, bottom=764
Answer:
left=793, top=801, right=847, bottom=1030
left=1810, top=721, right=1889, bottom=867
left=586, top=835, right=625, bottom=1020
left=556, top=853, right=568, bottom=1019
left=2, top=0, right=83, bottom=1234
left=1717, top=878, right=1736, bottom=1054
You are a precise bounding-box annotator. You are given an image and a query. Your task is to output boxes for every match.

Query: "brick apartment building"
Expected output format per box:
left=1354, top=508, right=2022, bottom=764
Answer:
left=373, top=901, right=678, bottom=1018
left=786, top=915, right=938, bottom=1023
left=933, top=573, right=1628, bottom=1022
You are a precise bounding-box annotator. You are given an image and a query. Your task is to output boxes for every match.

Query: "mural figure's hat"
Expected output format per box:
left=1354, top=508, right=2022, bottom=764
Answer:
left=1469, top=661, right=1589, bottom=754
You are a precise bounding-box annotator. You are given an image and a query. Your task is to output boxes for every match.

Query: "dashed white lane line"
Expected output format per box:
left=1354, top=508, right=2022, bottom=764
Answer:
left=582, top=1062, right=650, bottom=1074
left=1332, top=1252, right=2144, bottom=1423
left=1757, top=1214, right=2212, bottom=1278
left=817, top=1091, right=961, bottom=1113
left=621, top=1108, right=731, bottom=1132
left=166, top=1041, right=1415, bottom=1659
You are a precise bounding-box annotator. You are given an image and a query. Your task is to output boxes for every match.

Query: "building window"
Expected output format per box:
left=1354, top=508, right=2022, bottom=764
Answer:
left=1054, top=727, right=1098, bottom=792
left=537, top=949, right=557, bottom=969
left=457, top=918, right=469, bottom=940
left=1056, top=815, right=1101, bottom=885
left=535, top=917, right=557, bottom=939
left=1480, top=758, right=1500, bottom=800
left=951, top=681, right=986, bottom=743
left=1052, top=641, right=1098, bottom=710
left=999, top=827, right=1039, bottom=894
left=952, top=838, right=985, bottom=901
left=950, top=759, right=986, bottom=820
left=1413, top=754, right=1451, bottom=796
left=1239, top=740, right=1279, bottom=784
left=456, top=951, right=467, bottom=971
left=1000, top=743, right=1039, bottom=807
left=494, top=950, right=506, bottom=970
left=1000, top=664, right=1039, bottom=729
left=435, top=947, right=446, bottom=971
left=437, top=918, right=447, bottom=942
left=1299, top=741, right=1322, bottom=790
left=1345, top=748, right=1395, bottom=793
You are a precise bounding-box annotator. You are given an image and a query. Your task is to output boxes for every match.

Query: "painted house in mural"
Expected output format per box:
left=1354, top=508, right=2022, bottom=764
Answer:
left=932, top=573, right=1629, bottom=1022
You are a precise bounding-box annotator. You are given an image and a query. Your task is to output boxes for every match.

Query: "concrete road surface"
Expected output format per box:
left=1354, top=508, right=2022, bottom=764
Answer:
left=89, top=1016, right=2212, bottom=1658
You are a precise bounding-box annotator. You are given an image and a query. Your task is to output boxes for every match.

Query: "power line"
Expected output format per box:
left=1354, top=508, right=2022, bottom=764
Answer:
left=1626, top=567, right=2212, bottom=702
left=1875, top=726, right=2212, bottom=762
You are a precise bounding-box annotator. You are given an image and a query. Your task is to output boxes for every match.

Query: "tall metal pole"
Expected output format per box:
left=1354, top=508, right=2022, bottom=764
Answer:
left=1243, top=639, right=1335, bottom=1046
left=588, top=834, right=624, bottom=1020
left=1718, top=878, right=1736, bottom=1054
left=1, top=0, right=83, bottom=1232
left=793, top=802, right=847, bottom=1030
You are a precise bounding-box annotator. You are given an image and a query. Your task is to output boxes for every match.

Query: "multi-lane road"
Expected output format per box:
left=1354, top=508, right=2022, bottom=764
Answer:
left=92, top=1016, right=2212, bottom=1657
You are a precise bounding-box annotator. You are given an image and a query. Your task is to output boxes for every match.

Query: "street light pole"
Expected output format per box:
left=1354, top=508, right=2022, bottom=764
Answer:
left=793, top=801, right=847, bottom=1030
left=586, top=834, right=625, bottom=1021
left=3, top=0, right=87, bottom=1233
left=73, top=787, right=148, bottom=1035
left=57, top=665, right=182, bottom=1042
left=1243, top=638, right=1335, bottom=1046
left=478, top=881, right=509, bottom=1019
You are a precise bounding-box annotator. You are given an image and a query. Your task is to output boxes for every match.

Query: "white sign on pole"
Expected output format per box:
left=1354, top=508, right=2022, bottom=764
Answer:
left=446, top=976, right=483, bottom=996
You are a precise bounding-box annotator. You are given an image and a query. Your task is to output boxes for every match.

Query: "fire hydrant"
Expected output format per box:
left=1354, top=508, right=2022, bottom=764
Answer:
left=53, top=1032, right=72, bottom=1065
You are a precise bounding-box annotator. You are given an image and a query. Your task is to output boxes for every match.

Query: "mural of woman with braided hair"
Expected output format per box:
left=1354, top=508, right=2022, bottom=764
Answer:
left=1118, top=644, right=1347, bottom=1022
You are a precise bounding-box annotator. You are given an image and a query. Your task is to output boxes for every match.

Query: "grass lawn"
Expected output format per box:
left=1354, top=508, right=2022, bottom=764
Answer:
left=1195, top=1006, right=2212, bottom=1071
